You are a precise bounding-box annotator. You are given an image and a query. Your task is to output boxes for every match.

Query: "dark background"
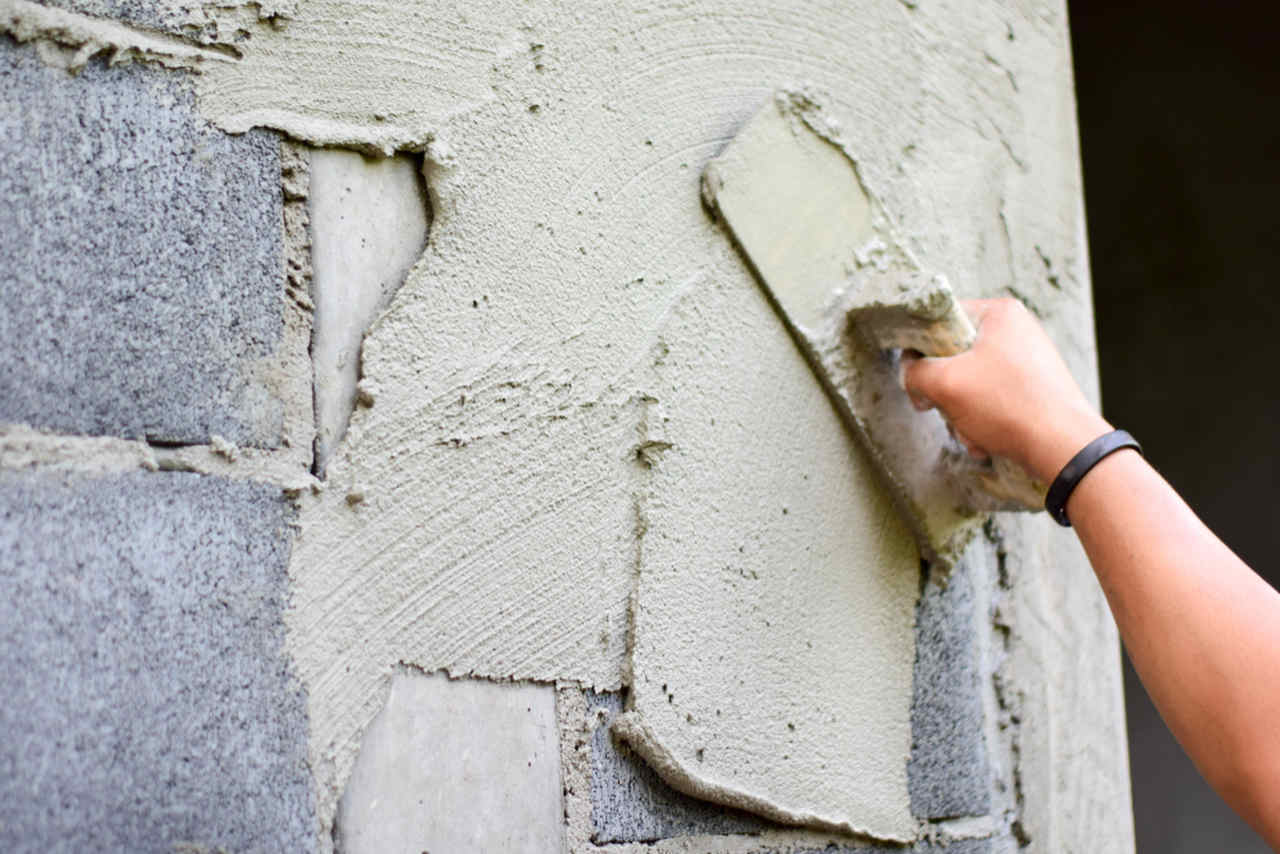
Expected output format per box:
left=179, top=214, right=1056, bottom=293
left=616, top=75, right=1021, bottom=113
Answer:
left=1070, top=3, right=1279, bottom=850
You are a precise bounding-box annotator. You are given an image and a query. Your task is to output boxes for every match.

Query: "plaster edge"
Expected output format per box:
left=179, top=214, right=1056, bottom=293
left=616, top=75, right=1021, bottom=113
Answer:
left=0, top=2, right=445, bottom=156
left=612, top=711, right=915, bottom=844
left=0, top=0, right=233, bottom=71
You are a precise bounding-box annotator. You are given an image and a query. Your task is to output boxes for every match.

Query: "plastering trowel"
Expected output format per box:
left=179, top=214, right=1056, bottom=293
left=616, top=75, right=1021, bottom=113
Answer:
left=701, top=91, right=1045, bottom=567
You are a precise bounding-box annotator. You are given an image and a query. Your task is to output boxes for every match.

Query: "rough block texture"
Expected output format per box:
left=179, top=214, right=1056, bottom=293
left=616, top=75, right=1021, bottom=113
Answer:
left=909, top=560, right=992, bottom=819
left=0, top=470, right=314, bottom=853
left=0, top=41, right=285, bottom=446
left=35, top=0, right=240, bottom=40
left=587, top=691, right=770, bottom=843
left=795, top=842, right=998, bottom=854
left=37, top=0, right=170, bottom=28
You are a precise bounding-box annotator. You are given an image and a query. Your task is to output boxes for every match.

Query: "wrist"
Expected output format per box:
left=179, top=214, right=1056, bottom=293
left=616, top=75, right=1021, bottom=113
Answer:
left=1026, top=408, right=1113, bottom=484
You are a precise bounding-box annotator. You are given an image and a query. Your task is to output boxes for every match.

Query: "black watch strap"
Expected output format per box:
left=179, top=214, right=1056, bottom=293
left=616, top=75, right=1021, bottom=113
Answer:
left=1045, top=429, right=1142, bottom=527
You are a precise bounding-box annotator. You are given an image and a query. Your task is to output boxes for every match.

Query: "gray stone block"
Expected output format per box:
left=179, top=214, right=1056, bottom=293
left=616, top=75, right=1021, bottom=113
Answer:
left=908, top=560, right=992, bottom=819
left=922, top=840, right=996, bottom=854
left=0, top=470, right=314, bottom=853
left=588, top=691, right=771, bottom=843
left=35, top=0, right=227, bottom=40
left=0, top=41, right=286, bottom=446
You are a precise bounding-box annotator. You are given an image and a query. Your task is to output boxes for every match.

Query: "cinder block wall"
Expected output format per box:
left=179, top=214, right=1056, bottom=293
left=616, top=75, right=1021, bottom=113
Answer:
left=1, top=2, right=1134, bottom=852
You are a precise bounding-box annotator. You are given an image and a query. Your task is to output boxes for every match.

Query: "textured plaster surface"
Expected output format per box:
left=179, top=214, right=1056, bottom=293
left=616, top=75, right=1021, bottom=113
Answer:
left=309, top=149, right=430, bottom=474
left=0, top=41, right=290, bottom=447
left=990, top=516, right=1134, bottom=851
left=335, top=671, right=563, bottom=854
left=197, top=1, right=1132, bottom=847
left=1, top=1, right=1134, bottom=850
left=614, top=272, right=920, bottom=840
left=0, top=470, right=314, bottom=852
left=560, top=686, right=1001, bottom=854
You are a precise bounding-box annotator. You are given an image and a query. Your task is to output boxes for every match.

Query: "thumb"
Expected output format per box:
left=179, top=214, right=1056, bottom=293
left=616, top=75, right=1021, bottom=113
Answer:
left=902, top=353, right=953, bottom=412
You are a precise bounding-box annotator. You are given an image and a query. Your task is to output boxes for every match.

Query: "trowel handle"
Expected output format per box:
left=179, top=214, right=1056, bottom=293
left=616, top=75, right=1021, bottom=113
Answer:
left=845, top=273, right=1047, bottom=509
left=846, top=273, right=976, bottom=358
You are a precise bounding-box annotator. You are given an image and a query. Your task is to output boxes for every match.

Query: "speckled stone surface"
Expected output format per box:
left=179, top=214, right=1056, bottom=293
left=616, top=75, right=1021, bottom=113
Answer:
left=0, top=41, right=285, bottom=445
left=909, top=559, right=992, bottom=820
left=0, top=470, right=314, bottom=853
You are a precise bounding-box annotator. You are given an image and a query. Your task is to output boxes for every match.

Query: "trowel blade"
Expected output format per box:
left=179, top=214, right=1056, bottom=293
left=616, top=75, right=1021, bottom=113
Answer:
left=700, top=93, right=876, bottom=340
left=701, top=92, right=1045, bottom=568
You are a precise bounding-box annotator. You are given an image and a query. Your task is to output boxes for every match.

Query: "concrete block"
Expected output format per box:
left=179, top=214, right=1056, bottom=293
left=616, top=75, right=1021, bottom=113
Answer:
left=335, top=671, right=563, bottom=854
left=908, top=560, right=992, bottom=819
left=587, top=691, right=770, bottom=843
left=0, top=42, right=286, bottom=446
left=916, top=839, right=999, bottom=854
left=0, top=470, right=313, bottom=853
left=309, top=149, right=429, bottom=475
left=793, top=840, right=997, bottom=854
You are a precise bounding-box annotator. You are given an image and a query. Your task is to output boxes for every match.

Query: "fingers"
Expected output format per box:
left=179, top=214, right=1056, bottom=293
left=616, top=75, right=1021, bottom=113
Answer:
left=900, top=352, right=934, bottom=410
left=902, top=351, right=953, bottom=412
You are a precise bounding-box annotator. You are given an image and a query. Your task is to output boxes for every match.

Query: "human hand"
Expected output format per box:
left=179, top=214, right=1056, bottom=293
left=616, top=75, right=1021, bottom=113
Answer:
left=902, top=298, right=1111, bottom=483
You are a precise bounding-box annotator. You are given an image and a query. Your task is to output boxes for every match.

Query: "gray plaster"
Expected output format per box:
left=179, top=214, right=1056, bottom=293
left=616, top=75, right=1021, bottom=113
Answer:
left=908, top=561, right=992, bottom=820
left=0, top=41, right=286, bottom=446
left=587, top=691, right=771, bottom=843
left=590, top=553, right=998, bottom=841
left=0, top=470, right=314, bottom=853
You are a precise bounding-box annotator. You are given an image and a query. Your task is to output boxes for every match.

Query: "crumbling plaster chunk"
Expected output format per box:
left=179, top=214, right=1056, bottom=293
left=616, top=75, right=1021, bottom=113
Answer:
left=334, top=672, right=563, bottom=854
left=0, top=42, right=290, bottom=447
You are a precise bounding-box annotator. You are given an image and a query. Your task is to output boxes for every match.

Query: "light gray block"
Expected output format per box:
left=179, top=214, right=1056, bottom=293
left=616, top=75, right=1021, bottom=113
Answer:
left=335, top=672, right=563, bottom=854
left=309, top=148, right=429, bottom=476
left=908, top=560, right=992, bottom=819
left=0, top=42, right=285, bottom=446
left=588, top=691, right=770, bottom=843
left=0, top=470, right=314, bottom=853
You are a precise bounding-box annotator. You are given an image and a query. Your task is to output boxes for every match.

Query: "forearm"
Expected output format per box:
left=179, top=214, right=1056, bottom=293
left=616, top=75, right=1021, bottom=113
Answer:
left=1065, top=447, right=1280, bottom=844
left=902, top=298, right=1280, bottom=837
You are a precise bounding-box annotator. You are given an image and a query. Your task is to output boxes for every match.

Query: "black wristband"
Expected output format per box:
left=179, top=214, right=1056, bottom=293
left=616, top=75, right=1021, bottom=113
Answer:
left=1045, top=429, right=1142, bottom=527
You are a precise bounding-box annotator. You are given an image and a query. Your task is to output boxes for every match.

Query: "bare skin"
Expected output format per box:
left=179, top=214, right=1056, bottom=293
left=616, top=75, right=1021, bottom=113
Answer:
left=904, top=298, right=1280, bottom=848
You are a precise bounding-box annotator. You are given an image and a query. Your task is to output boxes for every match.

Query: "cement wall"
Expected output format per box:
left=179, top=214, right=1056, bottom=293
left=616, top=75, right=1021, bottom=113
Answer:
left=2, top=1, right=1134, bottom=851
